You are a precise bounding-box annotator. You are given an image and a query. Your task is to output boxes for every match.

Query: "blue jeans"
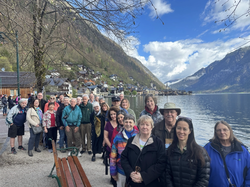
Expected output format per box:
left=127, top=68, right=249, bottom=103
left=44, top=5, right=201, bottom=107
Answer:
left=59, top=128, right=67, bottom=148
left=3, top=105, right=7, bottom=114
left=28, top=128, right=41, bottom=150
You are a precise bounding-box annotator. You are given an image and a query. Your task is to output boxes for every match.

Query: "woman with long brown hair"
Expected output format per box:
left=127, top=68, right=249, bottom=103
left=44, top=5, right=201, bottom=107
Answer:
left=165, top=117, right=210, bottom=186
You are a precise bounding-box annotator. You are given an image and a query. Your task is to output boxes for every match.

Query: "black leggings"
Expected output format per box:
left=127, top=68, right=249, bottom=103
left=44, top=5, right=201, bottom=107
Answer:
left=47, top=127, right=57, bottom=149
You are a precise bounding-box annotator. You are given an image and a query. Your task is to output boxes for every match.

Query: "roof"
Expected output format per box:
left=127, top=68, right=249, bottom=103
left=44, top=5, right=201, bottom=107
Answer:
left=0, top=72, right=36, bottom=88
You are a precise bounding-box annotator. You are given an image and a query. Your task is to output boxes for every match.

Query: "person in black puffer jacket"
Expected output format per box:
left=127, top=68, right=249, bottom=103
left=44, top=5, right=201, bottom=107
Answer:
left=165, top=117, right=210, bottom=187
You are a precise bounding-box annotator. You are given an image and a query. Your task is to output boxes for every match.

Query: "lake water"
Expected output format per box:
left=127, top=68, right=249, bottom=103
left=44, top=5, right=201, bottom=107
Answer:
left=106, top=93, right=250, bottom=147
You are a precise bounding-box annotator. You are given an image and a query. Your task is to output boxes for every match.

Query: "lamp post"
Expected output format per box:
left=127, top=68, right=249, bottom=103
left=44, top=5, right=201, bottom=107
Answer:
left=0, top=31, right=20, bottom=96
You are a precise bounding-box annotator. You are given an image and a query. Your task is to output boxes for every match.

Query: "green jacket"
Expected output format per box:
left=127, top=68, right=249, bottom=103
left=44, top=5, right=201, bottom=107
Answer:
left=79, top=102, right=93, bottom=124
left=62, top=105, right=82, bottom=127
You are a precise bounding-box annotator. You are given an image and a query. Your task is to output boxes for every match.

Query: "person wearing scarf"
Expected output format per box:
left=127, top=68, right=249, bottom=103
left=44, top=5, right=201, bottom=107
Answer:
left=140, top=95, right=163, bottom=124
left=90, top=102, right=105, bottom=161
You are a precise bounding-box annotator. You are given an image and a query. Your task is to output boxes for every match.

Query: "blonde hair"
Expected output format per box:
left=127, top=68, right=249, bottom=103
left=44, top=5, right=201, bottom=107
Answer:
left=137, top=115, right=154, bottom=129
left=121, top=98, right=130, bottom=109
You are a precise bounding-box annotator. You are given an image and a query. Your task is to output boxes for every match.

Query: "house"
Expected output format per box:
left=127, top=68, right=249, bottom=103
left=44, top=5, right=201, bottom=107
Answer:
left=87, top=85, right=99, bottom=95
left=109, top=74, right=118, bottom=81
left=77, top=65, right=83, bottom=70
left=110, top=87, right=118, bottom=95
left=58, top=81, right=73, bottom=96
left=129, top=76, right=134, bottom=81
left=0, top=72, right=36, bottom=97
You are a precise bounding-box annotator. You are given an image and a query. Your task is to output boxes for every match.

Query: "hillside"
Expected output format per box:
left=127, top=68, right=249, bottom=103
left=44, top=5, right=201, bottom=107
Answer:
left=170, top=46, right=250, bottom=92
left=0, top=1, right=165, bottom=90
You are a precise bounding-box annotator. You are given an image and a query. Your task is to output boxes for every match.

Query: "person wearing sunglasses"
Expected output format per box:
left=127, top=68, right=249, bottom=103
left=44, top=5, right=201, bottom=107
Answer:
left=165, top=117, right=210, bottom=187
left=121, top=115, right=166, bottom=187
left=204, top=121, right=250, bottom=187
left=43, top=95, right=59, bottom=112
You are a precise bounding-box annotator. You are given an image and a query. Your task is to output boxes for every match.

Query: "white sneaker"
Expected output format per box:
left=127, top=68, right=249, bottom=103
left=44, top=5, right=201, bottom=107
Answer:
left=68, top=151, right=71, bottom=156
left=77, top=152, right=81, bottom=157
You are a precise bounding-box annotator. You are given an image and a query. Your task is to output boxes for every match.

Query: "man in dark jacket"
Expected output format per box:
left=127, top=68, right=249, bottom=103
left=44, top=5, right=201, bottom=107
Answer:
left=5, top=99, right=28, bottom=154
left=2, top=94, right=7, bottom=116
left=57, top=94, right=64, bottom=107
left=152, top=102, right=181, bottom=149
left=79, top=94, right=93, bottom=154
left=56, top=97, right=69, bottom=152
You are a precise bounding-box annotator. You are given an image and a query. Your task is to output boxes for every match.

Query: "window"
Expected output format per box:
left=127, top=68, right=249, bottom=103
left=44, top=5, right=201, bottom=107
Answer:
left=10, top=90, right=14, bottom=95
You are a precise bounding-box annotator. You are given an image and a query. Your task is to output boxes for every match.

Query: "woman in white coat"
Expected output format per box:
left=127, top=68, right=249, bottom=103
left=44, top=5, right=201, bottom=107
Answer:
left=26, top=99, right=43, bottom=157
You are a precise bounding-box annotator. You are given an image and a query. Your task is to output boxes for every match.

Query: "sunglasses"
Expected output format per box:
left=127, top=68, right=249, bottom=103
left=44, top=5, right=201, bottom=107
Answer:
left=50, top=98, right=55, bottom=100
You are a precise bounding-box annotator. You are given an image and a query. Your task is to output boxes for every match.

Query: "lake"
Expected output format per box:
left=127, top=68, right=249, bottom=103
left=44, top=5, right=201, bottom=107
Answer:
left=106, top=93, right=250, bottom=147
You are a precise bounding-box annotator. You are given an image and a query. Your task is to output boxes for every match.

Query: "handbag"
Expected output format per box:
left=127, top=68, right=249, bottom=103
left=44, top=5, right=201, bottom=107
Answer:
left=31, top=123, right=43, bottom=134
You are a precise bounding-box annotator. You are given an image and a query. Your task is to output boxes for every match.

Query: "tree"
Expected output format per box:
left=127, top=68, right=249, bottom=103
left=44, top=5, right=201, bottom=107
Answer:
left=132, top=90, right=137, bottom=95
left=0, top=56, right=13, bottom=71
left=0, top=0, right=160, bottom=92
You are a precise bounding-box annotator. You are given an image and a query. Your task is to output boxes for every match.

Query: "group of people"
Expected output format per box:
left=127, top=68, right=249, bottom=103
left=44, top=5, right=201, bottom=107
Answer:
left=4, top=93, right=250, bottom=187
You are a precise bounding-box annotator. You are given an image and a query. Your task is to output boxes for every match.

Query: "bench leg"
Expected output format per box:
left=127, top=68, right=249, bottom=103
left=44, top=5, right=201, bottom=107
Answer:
left=48, top=163, right=55, bottom=177
left=48, top=164, right=62, bottom=187
left=51, top=175, right=62, bottom=187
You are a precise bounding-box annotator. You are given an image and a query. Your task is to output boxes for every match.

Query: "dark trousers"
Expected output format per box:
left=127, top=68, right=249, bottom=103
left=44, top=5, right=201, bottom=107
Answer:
left=47, top=127, right=57, bottom=149
left=3, top=105, right=7, bottom=114
left=28, top=128, right=41, bottom=151
left=59, top=128, right=67, bottom=148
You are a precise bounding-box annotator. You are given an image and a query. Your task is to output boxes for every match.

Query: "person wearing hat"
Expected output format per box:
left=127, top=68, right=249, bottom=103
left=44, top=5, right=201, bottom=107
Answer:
left=90, top=102, right=105, bottom=161
left=152, top=102, right=181, bottom=149
left=111, top=96, right=128, bottom=114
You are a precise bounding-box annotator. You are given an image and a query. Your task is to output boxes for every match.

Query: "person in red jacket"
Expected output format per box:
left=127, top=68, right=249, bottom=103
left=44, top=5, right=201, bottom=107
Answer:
left=44, top=95, right=59, bottom=112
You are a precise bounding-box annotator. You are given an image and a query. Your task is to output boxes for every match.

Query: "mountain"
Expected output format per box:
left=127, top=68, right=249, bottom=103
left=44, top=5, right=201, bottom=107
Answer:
left=0, top=1, right=165, bottom=90
left=170, top=46, right=250, bottom=92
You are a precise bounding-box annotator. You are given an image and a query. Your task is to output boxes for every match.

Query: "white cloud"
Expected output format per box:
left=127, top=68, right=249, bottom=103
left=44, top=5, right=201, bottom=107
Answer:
left=202, top=0, right=250, bottom=32
left=148, top=0, right=173, bottom=18
left=123, top=36, right=250, bottom=82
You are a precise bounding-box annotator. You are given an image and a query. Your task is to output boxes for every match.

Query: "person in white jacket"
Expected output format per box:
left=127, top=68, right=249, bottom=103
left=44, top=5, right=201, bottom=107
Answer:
left=26, top=99, right=43, bottom=157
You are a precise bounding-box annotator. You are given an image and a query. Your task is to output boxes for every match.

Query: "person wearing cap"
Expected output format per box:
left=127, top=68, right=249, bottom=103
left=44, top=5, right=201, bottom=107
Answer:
left=79, top=94, right=94, bottom=154
left=152, top=102, right=181, bottom=149
left=90, top=102, right=105, bottom=161
left=140, top=95, right=163, bottom=124
left=111, top=96, right=128, bottom=114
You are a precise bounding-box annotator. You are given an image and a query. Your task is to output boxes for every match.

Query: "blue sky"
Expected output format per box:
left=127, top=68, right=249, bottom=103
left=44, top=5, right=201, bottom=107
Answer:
left=121, top=0, right=250, bottom=83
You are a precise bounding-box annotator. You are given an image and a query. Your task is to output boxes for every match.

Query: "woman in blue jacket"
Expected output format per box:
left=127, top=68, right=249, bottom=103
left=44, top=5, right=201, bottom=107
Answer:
left=204, top=121, right=250, bottom=187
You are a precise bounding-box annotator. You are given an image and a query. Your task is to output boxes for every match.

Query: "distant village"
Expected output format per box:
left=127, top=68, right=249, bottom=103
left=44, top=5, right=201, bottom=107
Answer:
left=0, top=64, right=192, bottom=98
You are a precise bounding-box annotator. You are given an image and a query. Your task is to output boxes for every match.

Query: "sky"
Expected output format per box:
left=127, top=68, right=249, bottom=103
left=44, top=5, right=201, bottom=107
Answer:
left=120, top=0, right=250, bottom=83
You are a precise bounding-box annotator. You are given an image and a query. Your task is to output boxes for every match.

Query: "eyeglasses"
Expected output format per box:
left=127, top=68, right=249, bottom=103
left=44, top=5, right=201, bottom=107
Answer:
left=216, top=129, right=229, bottom=133
left=178, top=116, right=192, bottom=121
left=50, top=98, right=55, bottom=100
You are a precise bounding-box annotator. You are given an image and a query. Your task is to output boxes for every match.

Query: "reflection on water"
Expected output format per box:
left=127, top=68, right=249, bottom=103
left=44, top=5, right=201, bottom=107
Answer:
left=106, top=94, right=250, bottom=147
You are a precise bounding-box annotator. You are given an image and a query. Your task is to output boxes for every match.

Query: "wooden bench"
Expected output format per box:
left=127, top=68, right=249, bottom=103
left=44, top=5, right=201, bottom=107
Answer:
left=48, top=140, right=92, bottom=187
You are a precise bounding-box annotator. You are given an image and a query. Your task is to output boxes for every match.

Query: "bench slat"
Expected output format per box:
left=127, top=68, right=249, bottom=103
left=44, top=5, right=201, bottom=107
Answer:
left=72, top=156, right=92, bottom=187
left=58, top=158, right=68, bottom=187
left=52, top=140, right=64, bottom=187
left=68, top=156, right=84, bottom=187
left=62, top=157, right=75, bottom=187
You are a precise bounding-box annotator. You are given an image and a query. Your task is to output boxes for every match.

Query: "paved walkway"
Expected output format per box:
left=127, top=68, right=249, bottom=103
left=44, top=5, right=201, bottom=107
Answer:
left=0, top=111, right=111, bottom=187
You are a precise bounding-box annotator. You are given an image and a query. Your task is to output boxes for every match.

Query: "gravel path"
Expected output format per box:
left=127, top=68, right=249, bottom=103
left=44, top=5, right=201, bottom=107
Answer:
left=0, top=132, right=111, bottom=187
